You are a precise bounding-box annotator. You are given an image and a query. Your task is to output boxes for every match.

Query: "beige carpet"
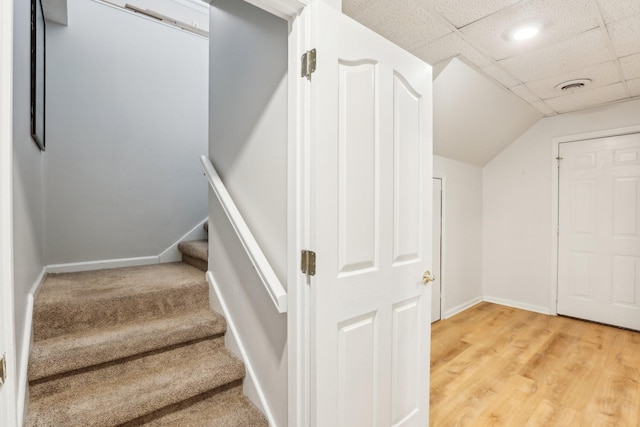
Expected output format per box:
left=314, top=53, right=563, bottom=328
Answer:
left=26, top=261, right=267, bottom=426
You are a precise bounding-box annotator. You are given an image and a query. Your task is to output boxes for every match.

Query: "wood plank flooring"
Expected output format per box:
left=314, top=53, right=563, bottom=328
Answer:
left=430, top=302, right=640, bottom=426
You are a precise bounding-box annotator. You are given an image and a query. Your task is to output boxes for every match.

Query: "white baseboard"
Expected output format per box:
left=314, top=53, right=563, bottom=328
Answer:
left=206, top=271, right=278, bottom=427
left=483, top=296, right=552, bottom=315
left=159, top=218, right=208, bottom=263
left=17, top=267, right=47, bottom=427
left=443, top=296, right=483, bottom=319
left=46, top=256, right=161, bottom=274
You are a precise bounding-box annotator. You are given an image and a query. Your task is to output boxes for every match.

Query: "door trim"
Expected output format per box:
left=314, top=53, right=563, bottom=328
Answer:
left=0, top=0, right=17, bottom=423
left=550, top=125, right=640, bottom=316
left=432, top=176, right=445, bottom=321
left=287, top=4, right=309, bottom=427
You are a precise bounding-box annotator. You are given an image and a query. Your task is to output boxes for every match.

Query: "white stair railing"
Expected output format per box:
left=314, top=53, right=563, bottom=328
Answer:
left=200, top=155, right=288, bottom=313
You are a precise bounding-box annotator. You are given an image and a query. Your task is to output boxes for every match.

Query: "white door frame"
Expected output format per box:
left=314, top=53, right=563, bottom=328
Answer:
left=432, top=175, right=445, bottom=321
left=212, top=2, right=342, bottom=425
left=235, top=1, right=309, bottom=425
left=550, top=125, right=640, bottom=316
left=0, top=0, right=17, bottom=424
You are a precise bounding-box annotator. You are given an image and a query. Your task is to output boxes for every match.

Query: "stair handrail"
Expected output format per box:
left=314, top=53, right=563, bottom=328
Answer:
left=200, top=155, right=288, bottom=313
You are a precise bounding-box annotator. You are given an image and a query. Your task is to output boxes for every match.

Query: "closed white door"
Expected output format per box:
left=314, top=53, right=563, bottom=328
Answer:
left=558, top=133, right=640, bottom=331
left=309, top=2, right=433, bottom=426
left=432, top=178, right=442, bottom=322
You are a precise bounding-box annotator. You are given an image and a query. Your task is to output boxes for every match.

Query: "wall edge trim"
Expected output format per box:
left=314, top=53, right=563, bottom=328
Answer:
left=205, top=271, right=278, bottom=427
left=483, top=296, right=552, bottom=315
left=443, top=296, right=483, bottom=319
left=17, top=267, right=47, bottom=426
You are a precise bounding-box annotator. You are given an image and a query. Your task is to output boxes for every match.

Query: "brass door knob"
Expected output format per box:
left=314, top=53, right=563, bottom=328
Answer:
left=422, top=270, right=435, bottom=284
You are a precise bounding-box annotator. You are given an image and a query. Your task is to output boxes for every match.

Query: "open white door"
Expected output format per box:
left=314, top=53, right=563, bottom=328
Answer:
left=307, top=2, right=433, bottom=425
left=558, top=133, right=640, bottom=330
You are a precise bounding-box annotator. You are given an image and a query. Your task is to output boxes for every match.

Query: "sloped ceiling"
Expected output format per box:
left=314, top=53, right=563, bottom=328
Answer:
left=433, top=58, right=541, bottom=165
left=343, top=0, right=640, bottom=116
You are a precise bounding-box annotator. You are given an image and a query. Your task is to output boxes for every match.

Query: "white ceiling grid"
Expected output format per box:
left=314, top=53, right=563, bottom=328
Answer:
left=343, top=0, right=640, bottom=115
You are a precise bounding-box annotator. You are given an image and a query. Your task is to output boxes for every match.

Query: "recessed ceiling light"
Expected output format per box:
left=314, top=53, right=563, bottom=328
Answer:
left=503, top=22, right=543, bottom=41
left=512, top=25, right=540, bottom=40
left=555, top=78, right=592, bottom=92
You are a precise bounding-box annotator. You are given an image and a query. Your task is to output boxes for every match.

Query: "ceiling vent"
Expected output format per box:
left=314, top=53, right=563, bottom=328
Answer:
left=555, top=79, right=592, bottom=92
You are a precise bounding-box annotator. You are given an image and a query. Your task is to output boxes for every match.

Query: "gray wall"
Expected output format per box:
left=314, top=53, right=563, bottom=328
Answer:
left=44, top=0, right=209, bottom=265
left=209, top=0, right=288, bottom=424
left=13, top=0, right=46, bottom=371
left=433, top=156, right=483, bottom=317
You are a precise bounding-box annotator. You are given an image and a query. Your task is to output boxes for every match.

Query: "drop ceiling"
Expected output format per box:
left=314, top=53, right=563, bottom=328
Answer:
left=343, top=0, right=640, bottom=116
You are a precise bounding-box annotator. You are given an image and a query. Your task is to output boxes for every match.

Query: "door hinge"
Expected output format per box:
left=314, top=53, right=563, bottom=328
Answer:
left=301, top=250, right=316, bottom=277
left=0, top=353, right=6, bottom=387
left=301, top=49, right=316, bottom=80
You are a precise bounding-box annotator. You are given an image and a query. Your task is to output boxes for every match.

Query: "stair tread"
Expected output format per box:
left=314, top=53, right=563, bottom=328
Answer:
left=36, top=262, right=206, bottom=305
left=177, top=240, right=208, bottom=262
left=27, top=340, right=245, bottom=427
left=29, top=309, right=226, bottom=382
left=34, top=263, right=209, bottom=340
left=140, top=392, right=268, bottom=426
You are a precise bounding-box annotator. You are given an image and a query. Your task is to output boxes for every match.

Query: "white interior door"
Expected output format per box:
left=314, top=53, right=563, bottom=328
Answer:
left=308, top=3, right=433, bottom=426
left=432, top=178, right=442, bottom=322
left=558, top=133, right=640, bottom=331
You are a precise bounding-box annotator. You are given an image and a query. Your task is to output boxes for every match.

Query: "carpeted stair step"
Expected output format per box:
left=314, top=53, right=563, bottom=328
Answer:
left=33, top=263, right=208, bottom=341
left=26, top=340, right=245, bottom=427
left=28, top=309, right=227, bottom=382
left=132, top=385, right=268, bottom=426
left=204, top=220, right=208, bottom=233
left=178, top=240, right=208, bottom=272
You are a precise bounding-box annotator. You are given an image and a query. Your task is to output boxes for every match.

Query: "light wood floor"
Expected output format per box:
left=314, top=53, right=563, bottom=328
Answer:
left=430, top=302, right=640, bottom=426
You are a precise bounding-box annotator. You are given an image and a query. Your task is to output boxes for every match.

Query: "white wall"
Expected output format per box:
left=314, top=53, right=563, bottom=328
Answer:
left=434, top=155, right=483, bottom=317
left=44, top=0, right=208, bottom=265
left=433, top=58, right=541, bottom=166
left=483, top=98, right=640, bottom=313
left=12, top=0, right=46, bottom=376
left=208, top=1, right=288, bottom=425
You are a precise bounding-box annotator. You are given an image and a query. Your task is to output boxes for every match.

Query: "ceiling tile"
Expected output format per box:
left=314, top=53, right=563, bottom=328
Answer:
left=544, top=82, right=627, bottom=113
left=482, top=64, right=520, bottom=88
left=531, top=100, right=557, bottom=115
left=510, top=84, right=541, bottom=103
left=595, top=0, right=640, bottom=23
left=607, top=14, right=640, bottom=57
left=427, top=0, right=522, bottom=29
left=349, top=0, right=452, bottom=51
left=620, top=53, right=640, bottom=80
left=412, top=33, right=491, bottom=68
left=628, top=78, right=640, bottom=97
left=525, top=61, right=621, bottom=100
left=342, top=0, right=384, bottom=17
left=498, top=29, right=610, bottom=82
left=460, top=0, right=599, bottom=61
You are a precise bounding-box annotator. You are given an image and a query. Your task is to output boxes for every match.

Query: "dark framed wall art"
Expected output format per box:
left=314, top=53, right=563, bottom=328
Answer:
left=31, top=0, right=45, bottom=150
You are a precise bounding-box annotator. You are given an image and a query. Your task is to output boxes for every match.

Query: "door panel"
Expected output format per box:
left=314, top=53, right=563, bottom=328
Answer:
left=393, top=73, right=422, bottom=265
left=391, top=297, right=420, bottom=424
left=338, top=312, right=377, bottom=427
left=338, top=60, right=378, bottom=275
left=558, top=133, right=640, bottom=330
left=310, top=3, right=432, bottom=425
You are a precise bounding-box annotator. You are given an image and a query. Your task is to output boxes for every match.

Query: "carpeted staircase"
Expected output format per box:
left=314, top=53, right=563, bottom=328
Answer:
left=26, top=221, right=268, bottom=426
